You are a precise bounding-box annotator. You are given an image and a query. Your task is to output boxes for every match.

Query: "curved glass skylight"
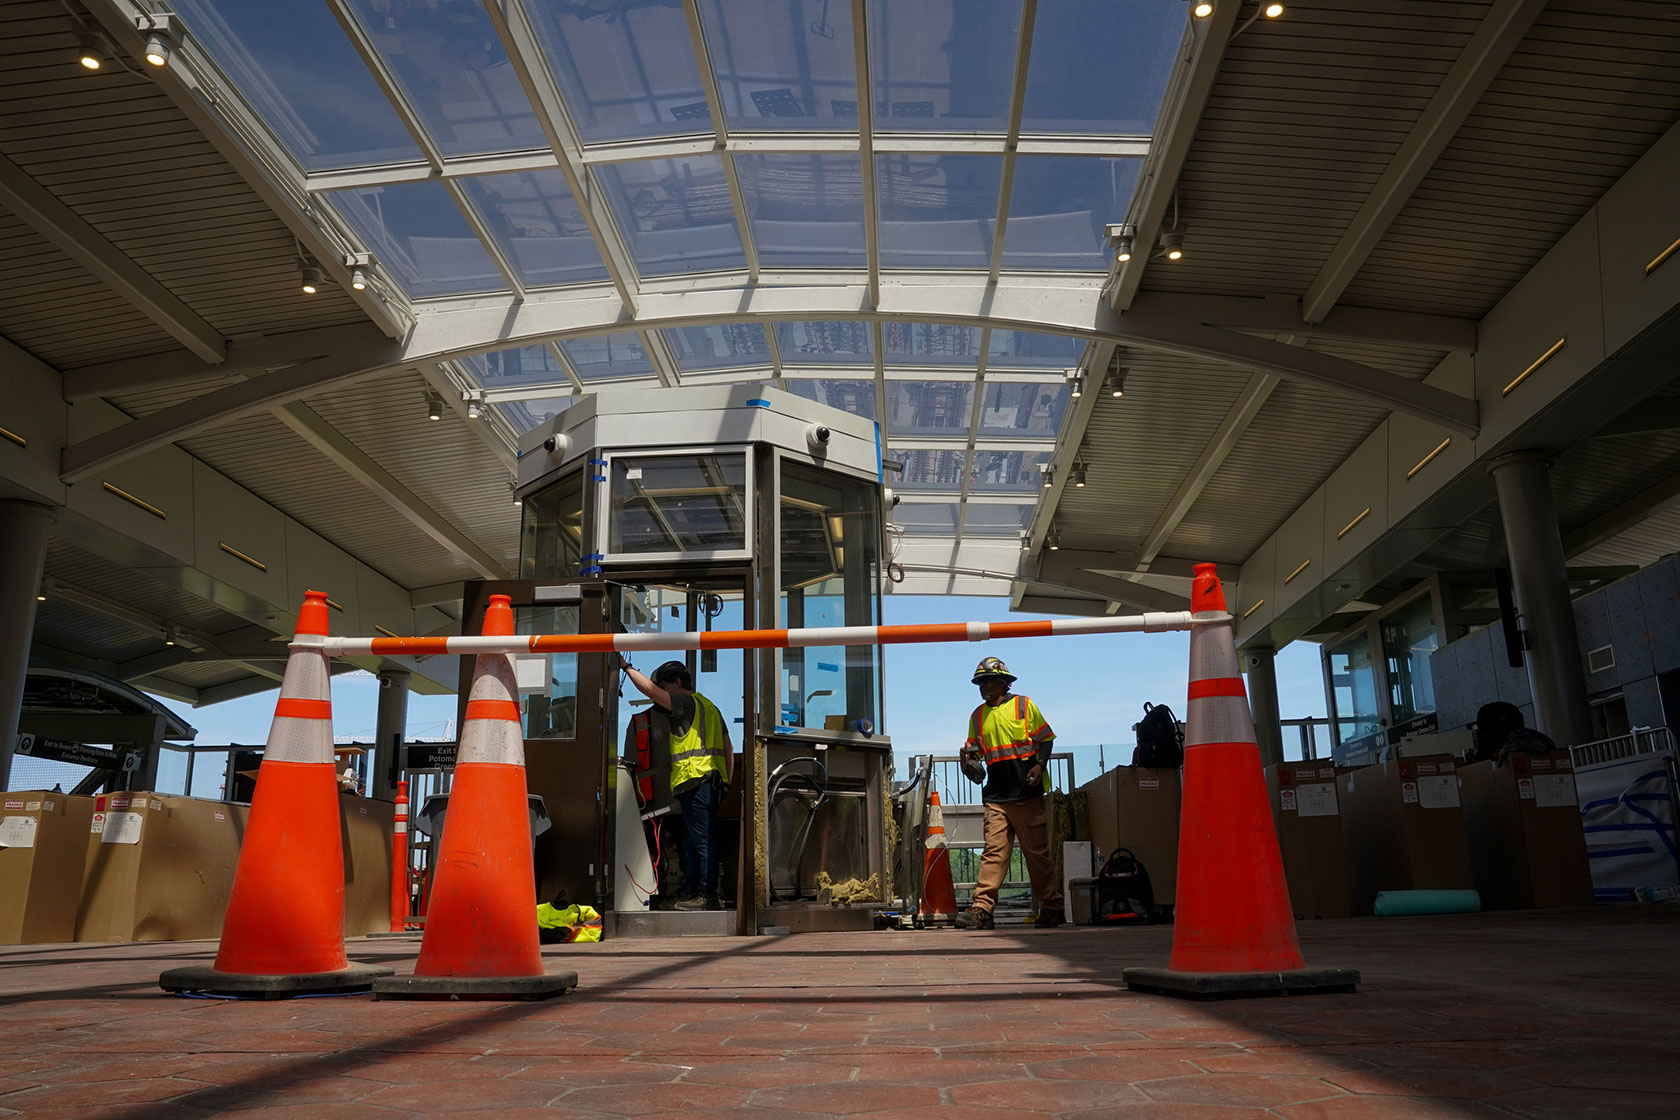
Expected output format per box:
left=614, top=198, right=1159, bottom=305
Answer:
left=169, top=0, right=1191, bottom=556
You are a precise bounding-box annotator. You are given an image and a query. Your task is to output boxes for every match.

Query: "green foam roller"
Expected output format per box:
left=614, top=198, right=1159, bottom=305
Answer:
left=1373, top=889, right=1481, bottom=916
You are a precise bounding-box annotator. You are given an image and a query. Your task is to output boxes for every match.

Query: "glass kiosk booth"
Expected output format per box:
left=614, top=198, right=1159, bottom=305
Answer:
left=461, top=385, right=892, bottom=936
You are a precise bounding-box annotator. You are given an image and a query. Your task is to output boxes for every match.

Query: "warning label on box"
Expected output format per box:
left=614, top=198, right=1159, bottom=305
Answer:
left=1139, top=777, right=1160, bottom=790
left=1519, top=778, right=1535, bottom=800
left=1418, top=775, right=1460, bottom=809
left=1534, top=774, right=1576, bottom=808
left=1402, top=781, right=1418, bottom=804
left=1296, top=782, right=1339, bottom=818
left=101, top=811, right=144, bottom=845
left=90, top=812, right=105, bottom=834
left=0, top=816, right=37, bottom=848
left=1280, top=789, right=1298, bottom=812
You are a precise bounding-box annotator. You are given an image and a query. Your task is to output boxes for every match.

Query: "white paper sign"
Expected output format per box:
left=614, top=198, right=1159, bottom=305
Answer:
left=24, top=801, right=41, bottom=812
left=1518, top=778, right=1535, bottom=800
left=1296, top=782, right=1339, bottom=818
left=1417, top=774, right=1460, bottom=809
left=89, top=812, right=105, bottom=834
left=0, top=816, right=38, bottom=848
left=1534, top=774, right=1577, bottom=809
left=1280, top=789, right=1298, bottom=812
left=101, top=811, right=145, bottom=844
left=1401, top=781, right=1418, bottom=804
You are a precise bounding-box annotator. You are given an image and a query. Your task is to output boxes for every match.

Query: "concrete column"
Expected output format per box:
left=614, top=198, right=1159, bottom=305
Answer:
left=1488, top=452, right=1593, bottom=747
left=371, top=667, right=411, bottom=801
left=1244, top=645, right=1285, bottom=768
left=0, top=502, right=54, bottom=789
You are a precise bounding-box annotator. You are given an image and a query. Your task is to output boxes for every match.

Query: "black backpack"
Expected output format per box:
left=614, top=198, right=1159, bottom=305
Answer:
left=1094, top=847, right=1159, bottom=923
left=1131, top=702, right=1184, bottom=768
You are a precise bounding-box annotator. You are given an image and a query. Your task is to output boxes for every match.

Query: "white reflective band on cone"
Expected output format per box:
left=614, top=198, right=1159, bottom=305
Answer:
left=264, top=650, right=333, bottom=764
left=457, top=651, right=526, bottom=767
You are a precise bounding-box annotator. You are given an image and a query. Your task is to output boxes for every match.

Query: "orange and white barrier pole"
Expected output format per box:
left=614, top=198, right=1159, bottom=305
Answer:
left=391, top=779, right=409, bottom=933
left=318, top=610, right=1199, bottom=659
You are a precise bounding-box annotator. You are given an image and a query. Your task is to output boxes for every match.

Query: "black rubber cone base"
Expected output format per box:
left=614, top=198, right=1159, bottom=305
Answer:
left=159, top=963, right=393, bottom=999
left=372, top=970, right=578, bottom=1001
left=1123, top=966, right=1359, bottom=1001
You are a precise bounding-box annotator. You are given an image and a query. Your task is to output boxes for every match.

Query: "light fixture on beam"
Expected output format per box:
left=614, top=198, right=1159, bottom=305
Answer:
left=1018, top=529, right=1031, bottom=552
left=135, top=15, right=177, bottom=68
left=1160, top=230, right=1185, bottom=261
left=1105, top=369, right=1126, bottom=398
left=1192, top=2, right=1214, bottom=18
left=343, top=252, right=376, bottom=292
left=511, top=480, right=523, bottom=507
left=1265, top=2, right=1285, bottom=17
left=299, top=263, right=324, bottom=295
left=1071, top=461, right=1088, bottom=488
left=1104, top=222, right=1136, bottom=264
left=426, top=393, right=444, bottom=422
left=1065, top=368, right=1085, bottom=399
left=466, top=399, right=482, bottom=421
left=1040, top=464, right=1054, bottom=490
left=1047, top=527, right=1062, bottom=551
left=75, top=30, right=107, bottom=71
left=164, top=626, right=177, bottom=647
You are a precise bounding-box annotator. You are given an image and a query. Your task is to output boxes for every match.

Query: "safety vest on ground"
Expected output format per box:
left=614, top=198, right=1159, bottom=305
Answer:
left=536, top=901, right=602, bottom=943
left=669, top=692, right=728, bottom=794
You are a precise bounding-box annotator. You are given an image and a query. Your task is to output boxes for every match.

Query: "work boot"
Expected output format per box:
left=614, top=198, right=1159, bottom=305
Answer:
left=1033, top=909, right=1066, bottom=928
left=673, top=894, right=706, bottom=911
left=954, top=908, right=994, bottom=930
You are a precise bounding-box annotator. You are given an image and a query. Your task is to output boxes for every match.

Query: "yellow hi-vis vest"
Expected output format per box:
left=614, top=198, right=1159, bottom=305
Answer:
left=669, top=692, right=728, bottom=794
left=967, top=694, right=1054, bottom=793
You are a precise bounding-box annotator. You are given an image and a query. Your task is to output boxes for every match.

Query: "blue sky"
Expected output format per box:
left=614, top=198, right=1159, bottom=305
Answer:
left=14, top=595, right=1326, bottom=796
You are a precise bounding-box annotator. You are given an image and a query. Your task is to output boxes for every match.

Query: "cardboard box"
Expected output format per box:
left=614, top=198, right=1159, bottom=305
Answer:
left=76, top=793, right=247, bottom=942
left=341, top=794, right=395, bottom=935
left=1265, top=763, right=1350, bottom=919
left=1460, top=752, right=1593, bottom=910
left=1338, top=757, right=1474, bottom=914
left=1077, top=767, right=1181, bottom=904
left=1068, top=877, right=1098, bottom=925
left=0, top=792, right=95, bottom=944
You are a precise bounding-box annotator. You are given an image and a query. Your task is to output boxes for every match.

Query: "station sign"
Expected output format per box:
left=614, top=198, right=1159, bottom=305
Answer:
left=13, top=734, right=140, bottom=771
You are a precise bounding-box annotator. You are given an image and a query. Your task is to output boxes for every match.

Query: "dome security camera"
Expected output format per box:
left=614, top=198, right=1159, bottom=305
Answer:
left=806, top=423, right=831, bottom=453
left=543, top=433, right=569, bottom=460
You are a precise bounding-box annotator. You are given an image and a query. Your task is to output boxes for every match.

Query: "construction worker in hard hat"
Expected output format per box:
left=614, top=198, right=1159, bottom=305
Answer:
left=619, top=655, right=733, bottom=910
left=955, top=656, right=1065, bottom=929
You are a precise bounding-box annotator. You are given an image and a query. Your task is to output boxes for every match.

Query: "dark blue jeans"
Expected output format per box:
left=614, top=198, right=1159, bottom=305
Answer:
left=675, top=776, right=722, bottom=899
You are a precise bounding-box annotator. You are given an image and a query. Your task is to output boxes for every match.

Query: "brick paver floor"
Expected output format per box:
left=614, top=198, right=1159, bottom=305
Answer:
left=1, top=906, right=1676, bottom=1118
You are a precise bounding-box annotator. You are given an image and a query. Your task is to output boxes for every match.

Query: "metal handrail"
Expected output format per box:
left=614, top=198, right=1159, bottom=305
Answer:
left=1570, top=726, right=1675, bottom=767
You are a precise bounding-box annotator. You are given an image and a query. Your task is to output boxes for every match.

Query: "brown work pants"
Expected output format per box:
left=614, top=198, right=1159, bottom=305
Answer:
left=972, top=797, right=1063, bottom=917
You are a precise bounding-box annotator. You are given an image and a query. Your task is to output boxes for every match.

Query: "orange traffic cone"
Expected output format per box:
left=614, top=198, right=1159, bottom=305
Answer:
left=160, top=591, right=392, bottom=996
left=1124, top=564, right=1358, bottom=1000
left=374, top=594, right=575, bottom=1000
left=920, top=791, right=958, bottom=925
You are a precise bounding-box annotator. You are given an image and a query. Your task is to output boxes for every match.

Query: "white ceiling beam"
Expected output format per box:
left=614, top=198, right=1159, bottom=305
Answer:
left=410, top=583, right=465, bottom=609
left=1128, top=292, right=1477, bottom=353
left=271, top=401, right=511, bottom=580
left=1301, top=0, right=1546, bottom=323
left=483, top=0, right=644, bottom=314
left=61, top=278, right=1477, bottom=479
left=90, top=0, right=409, bottom=340
left=1029, top=553, right=1191, bottom=613
left=850, top=0, right=880, bottom=307
left=63, top=322, right=397, bottom=400
left=1107, top=2, right=1240, bottom=312
left=61, top=343, right=404, bottom=483
left=418, top=361, right=519, bottom=473
left=681, top=0, right=758, bottom=285
left=1026, top=340, right=1110, bottom=557
left=301, top=135, right=1154, bottom=191
left=1137, top=373, right=1280, bottom=572
left=0, top=151, right=226, bottom=364
left=986, top=0, right=1037, bottom=284
left=1563, top=472, right=1680, bottom=561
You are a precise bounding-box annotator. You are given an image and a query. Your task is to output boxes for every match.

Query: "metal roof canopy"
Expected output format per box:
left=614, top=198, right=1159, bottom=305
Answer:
left=1, top=0, right=1678, bottom=712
